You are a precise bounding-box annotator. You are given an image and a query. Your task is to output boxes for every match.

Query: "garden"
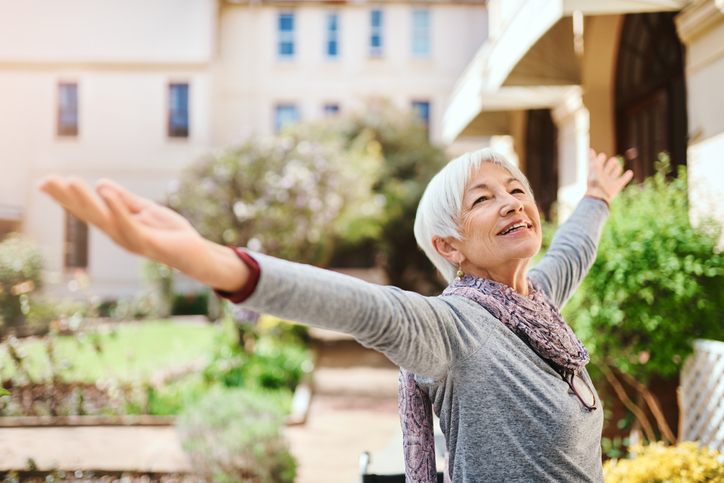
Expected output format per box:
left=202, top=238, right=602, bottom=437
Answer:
left=2, top=106, right=724, bottom=481
left=0, top=105, right=448, bottom=482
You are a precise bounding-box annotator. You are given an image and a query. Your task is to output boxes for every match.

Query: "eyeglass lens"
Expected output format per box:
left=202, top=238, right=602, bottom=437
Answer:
left=569, top=373, right=597, bottom=410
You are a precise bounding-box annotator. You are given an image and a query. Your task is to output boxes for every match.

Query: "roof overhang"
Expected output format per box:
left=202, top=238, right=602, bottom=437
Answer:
left=443, top=0, right=690, bottom=142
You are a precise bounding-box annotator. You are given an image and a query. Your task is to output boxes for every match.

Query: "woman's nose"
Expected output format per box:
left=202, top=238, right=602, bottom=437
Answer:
left=499, top=192, right=523, bottom=216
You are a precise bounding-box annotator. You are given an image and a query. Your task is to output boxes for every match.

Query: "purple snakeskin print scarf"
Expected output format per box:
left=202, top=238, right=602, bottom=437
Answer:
left=399, top=275, right=589, bottom=483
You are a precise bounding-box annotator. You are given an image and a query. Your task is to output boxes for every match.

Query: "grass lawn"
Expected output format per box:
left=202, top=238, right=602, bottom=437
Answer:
left=0, top=319, right=221, bottom=384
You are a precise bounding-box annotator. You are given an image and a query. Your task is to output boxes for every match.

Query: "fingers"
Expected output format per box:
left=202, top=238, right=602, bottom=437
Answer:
left=39, top=175, right=117, bottom=234
left=66, top=178, right=114, bottom=231
left=618, top=169, right=634, bottom=188
left=38, top=175, right=75, bottom=210
left=97, top=185, right=146, bottom=254
left=96, top=178, right=152, bottom=214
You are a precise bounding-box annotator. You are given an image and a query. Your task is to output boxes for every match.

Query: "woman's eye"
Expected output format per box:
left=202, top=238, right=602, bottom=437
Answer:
left=511, top=188, right=525, bottom=195
left=473, top=196, right=488, bottom=205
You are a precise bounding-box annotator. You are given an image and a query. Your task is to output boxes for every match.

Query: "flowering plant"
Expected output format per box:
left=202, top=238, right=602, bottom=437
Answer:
left=603, top=441, right=724, bottom=482
left=169, top=123, right=382, bottom=267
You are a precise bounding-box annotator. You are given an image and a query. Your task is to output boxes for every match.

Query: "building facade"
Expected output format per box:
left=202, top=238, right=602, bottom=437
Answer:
left=442, top=0, right=723, bottom=233
left=0, top=0, right=487, bottom=298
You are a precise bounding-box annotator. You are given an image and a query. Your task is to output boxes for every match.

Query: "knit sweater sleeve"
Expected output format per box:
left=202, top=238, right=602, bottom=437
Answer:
left=233, top=252, right=479, bottom=380
left=528, top=197, right=609, bottom=309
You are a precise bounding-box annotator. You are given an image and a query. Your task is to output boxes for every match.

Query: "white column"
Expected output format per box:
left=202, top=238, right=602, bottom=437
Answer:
left=688, top=132, right=724, bottom=249
left=552, top=86, right=589, bottom=223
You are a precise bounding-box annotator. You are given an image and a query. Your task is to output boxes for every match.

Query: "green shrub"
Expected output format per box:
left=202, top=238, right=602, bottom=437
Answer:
left=145, top=373, right=209, bottom=416
left=0, top=234, right=44, bottom=328
left=603, top=442, right=724, bottom=482
left=172, top=291, right=210, bottom=317
left=177, top=387, right=296, bottom=483
left=203, top=318, right=312, bottom=392
left=563, top=161, right=724, bottom=380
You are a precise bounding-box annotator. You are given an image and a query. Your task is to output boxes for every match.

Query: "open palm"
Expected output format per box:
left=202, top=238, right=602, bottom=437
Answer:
left=39, top=176, right=208, bottom=277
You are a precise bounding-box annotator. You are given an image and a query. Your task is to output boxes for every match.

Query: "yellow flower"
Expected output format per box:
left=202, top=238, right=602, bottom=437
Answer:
left=603, top=442, right=724, bottom=483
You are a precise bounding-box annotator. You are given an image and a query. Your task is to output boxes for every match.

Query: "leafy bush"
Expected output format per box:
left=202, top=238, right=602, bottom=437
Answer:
left=171, top=291, right=210, bottom=317
left=177, top=388, right=296, bottom=483
left=169, top=124, right=382, bottom=267
left=0, top=234, right=44, bottom=328
left=204, top=316, right=312, bottom=392
left=603, top=442, right=724, bottom=482
left=145, top=373, right=209, bottom=416
left=563, top=162, right=724, bottom=380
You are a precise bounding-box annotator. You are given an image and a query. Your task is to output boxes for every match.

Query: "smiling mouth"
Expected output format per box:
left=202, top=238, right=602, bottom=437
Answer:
left=497, top=221, right=532, bottom=236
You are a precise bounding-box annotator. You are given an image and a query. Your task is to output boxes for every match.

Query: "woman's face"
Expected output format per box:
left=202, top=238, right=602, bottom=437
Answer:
left=455, top=162, right=542, bottom=277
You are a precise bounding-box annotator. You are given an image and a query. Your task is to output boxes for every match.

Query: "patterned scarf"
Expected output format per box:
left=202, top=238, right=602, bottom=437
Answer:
left=399, top=275, right=589, bottom=483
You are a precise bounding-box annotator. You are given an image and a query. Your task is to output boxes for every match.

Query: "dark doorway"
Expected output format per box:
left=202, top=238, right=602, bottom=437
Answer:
left=526, top=109, right=558, bottom=221
left=615, top=12, right=687, bottom=182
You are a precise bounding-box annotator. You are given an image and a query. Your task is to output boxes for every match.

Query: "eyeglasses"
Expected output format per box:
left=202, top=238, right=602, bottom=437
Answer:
left=563, top=371, right=597, bottom=411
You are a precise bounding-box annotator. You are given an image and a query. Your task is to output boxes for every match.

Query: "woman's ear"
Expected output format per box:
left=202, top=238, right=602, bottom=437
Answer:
left=432, top=236, right=464, bottom=264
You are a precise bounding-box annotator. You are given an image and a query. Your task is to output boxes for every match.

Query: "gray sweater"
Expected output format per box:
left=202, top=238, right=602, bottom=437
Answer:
left=238, top=197, right=608, bottom=482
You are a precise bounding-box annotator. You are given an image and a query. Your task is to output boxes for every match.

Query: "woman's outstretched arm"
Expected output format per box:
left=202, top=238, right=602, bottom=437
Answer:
left=38, top=176, right=249, bottom=293
left=528, top=149, right=633, bottom=308
left=39, top=176, right=471, bottom=379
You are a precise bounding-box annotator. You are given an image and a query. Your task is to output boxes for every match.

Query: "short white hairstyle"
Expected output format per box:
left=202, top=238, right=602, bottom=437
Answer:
left=413, top=148, right=535, bottom=283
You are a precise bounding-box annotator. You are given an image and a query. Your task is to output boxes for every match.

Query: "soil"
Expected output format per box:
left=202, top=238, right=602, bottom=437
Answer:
left=0, top=471, right=197, bottom=483
left=0, top=382, right=140, bottom=418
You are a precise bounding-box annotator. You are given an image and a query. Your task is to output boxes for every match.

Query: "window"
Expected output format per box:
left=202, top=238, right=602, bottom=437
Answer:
left=326, top=13, right=339, bottom=58
left=65, top=211, right=88, bottom=269
left=411, top=10, right=430, bottom=57
left=57, top=83, right=78, bottom=136
left=168, top=83, right=189, bottom=138
left=412, top=100, right=430, bottom=136
left=370, top=9, right=383, bottom=56
left=279, top=12, right=295, bottom=58
left=275, top=104, right=299, bottom=132
left=323, top=104, right=340, bottom=116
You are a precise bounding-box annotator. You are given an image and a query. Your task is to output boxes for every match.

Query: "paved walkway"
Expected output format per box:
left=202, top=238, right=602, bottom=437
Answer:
left=0, top=328, right=438, bottom=482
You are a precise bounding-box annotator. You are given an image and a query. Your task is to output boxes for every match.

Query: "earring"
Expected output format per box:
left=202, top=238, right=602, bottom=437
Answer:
left=457, top=262, right=465, bottom=280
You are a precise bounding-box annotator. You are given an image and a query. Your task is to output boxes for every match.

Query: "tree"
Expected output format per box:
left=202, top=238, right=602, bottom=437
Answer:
left=562, top=158, right=724, bottom=444
left=563, top=161, right=724, bottom=381
left=169, top=124, right=383, bottom=267
left=333, top=103, right=450, bottom=294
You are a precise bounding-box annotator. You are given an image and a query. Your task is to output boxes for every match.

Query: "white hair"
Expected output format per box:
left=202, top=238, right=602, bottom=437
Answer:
left=414, top=148, right=535, bottom=283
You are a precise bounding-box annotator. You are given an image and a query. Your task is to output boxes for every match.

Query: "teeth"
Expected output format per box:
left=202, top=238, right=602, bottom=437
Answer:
left=501, top=222, right=527, bottom=235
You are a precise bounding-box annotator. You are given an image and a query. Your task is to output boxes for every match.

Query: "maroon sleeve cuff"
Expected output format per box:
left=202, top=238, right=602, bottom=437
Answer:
left=213, top=247, right=261, bottom=304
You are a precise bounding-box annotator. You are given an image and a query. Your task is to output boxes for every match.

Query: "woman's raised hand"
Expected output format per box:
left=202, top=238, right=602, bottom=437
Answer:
left=38, top=176, right=249, bottom=292
left=585, top=149, right=634, bottom=205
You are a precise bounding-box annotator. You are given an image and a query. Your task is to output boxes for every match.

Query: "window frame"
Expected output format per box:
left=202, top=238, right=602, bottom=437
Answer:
left=278, top=11, right=296, bottom=60
left=412, top=100, right=431, bottom=137
left=369, top=9, right=384, bottom=57
left=168, top=83, right=190, bottom=138
left=64, top=210, right=88, bottom=270
left=326, top=12, right=340, bottom=59
left=323, top=103, right=340, bottom=117
left=57, top=82, right=79, bottom=137
left=274, top=104, right=299, bottom=133
left=411, top=9, right=431, bottom=58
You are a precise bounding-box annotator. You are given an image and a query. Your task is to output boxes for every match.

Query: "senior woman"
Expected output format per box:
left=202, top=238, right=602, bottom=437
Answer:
left=39, top=147, right=632, bottom=482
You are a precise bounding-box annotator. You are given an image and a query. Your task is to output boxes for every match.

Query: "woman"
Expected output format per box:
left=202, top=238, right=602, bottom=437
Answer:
left=39, top=148, right=632, bottom=482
